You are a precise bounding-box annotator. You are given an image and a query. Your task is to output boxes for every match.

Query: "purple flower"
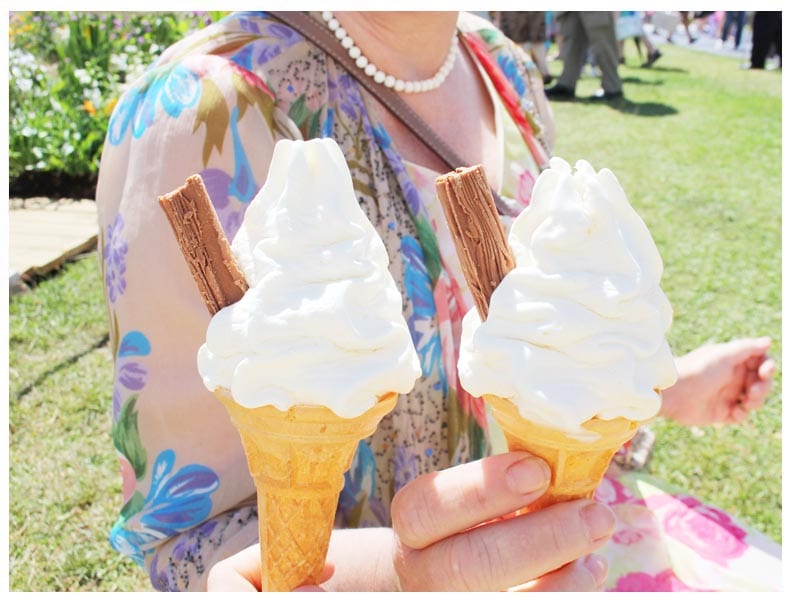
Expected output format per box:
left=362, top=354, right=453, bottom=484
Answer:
left=103, top=214, right=128, bottom=303
left=200, top=168, right=247, bottom=240
left=112, top=387, right=123, bottom=420
left=393, top=443, right=420, bottom=493
left=118, top=361, right=148, bottom=391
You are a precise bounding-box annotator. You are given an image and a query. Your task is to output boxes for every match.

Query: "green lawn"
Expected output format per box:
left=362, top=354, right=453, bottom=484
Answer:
left=549, top=43, right=782, bottom=541
left=7, top=42, right=781, bottom=591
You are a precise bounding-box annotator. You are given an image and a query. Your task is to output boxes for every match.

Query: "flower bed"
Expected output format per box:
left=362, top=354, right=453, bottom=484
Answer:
left=9, top=11, right=226, bottom=198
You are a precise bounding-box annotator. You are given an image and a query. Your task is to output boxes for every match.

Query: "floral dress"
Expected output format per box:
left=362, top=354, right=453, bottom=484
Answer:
left=96, top=11, right=781, bottom=592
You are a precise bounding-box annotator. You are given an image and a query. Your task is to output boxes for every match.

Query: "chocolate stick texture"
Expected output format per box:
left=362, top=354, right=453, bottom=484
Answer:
left=435, top=165, right=515, bottom=320
left=158, top=174, right=248, bottom=314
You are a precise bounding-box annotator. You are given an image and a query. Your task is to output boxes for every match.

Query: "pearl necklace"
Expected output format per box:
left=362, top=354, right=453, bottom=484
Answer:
left=320, top=11, right=459, bottom=93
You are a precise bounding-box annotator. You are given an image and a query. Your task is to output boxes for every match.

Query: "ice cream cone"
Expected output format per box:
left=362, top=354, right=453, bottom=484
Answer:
left=485, top=394, right=639, bottom=512
left=214, top=388, right=397, bottom=591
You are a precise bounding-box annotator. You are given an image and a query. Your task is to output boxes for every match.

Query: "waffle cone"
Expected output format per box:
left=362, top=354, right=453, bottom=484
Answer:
left=214, top=388, right=397, bottom=591
left=485, top=394, right=638, bottom=512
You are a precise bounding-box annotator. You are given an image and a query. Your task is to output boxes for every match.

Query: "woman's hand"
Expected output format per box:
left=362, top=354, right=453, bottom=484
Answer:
left=206, top=544, right=332, bottom=591
left=391, top=451, right=615, bottom=591
left=207, top=451, right=615, bottom=591
left=660, top=337, right=775, bottom=426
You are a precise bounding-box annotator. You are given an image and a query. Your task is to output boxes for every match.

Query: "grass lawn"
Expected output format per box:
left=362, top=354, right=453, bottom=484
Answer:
left=549, top=42, right=782, bottom=541
left=7, top=41, right=781, bottom=591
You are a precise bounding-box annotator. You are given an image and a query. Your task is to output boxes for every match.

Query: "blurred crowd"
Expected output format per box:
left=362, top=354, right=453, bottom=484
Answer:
left=485, top=10, right=781, bottom=101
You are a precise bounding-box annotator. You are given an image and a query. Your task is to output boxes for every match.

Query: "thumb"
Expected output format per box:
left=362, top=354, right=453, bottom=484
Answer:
left=723, top=337, right=772, bottom=363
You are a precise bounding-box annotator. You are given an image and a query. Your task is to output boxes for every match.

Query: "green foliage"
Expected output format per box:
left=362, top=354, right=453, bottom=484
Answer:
left=8, top=11, right=226, bottom=180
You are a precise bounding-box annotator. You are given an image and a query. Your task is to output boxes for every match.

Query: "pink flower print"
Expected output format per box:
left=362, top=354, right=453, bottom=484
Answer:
left=648, top=493, right=748, bottom=566
left=612, top=527, right=644, bottom=546
left=516, top=169, right=536, bottom=206
left=119, top=456, right=137, bottom=503
left=229, top=61, right=275, bottom=100
left=611, top=568, right=710, bottom=591
left=458, top=385, right=488, bottom=430
left=595, top=474, right=642, bottom=506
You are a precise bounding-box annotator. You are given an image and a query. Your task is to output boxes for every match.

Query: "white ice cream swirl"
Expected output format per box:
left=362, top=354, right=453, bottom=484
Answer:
left=197, top=138, right=421, bottom=418
left=459, top=157, right=678, bottom=440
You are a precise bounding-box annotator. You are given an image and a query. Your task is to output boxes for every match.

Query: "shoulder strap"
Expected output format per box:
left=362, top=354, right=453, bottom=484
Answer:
left=267, top=10, right=467, bottom=172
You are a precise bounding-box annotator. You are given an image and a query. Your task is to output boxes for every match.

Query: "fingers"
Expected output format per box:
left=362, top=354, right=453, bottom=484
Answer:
left=391, top=451, right=551, bottom=549
left=206, top=543, right=261, bottom=592
left=509, top=554, right=608, bottom=592
left=395, top=499, right=616, bottom=591
left=758, top=356, right=776, bottom=380
left=738, top=356, right=775, bottom=414
left=724, top=336, right=772, bottom=364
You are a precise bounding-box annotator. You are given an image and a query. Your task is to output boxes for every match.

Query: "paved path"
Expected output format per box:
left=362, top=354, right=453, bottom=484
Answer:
left=9, top=197, right=98, bottom=294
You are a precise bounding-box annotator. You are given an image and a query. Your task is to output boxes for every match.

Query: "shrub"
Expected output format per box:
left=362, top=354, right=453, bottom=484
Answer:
left=8, top=11, right=226, bottom=193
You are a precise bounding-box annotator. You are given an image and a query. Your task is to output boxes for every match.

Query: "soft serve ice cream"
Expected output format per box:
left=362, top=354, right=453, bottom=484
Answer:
left=459, top=157, right=677, bottom=440
left=198, top=138, right=421, bottom=418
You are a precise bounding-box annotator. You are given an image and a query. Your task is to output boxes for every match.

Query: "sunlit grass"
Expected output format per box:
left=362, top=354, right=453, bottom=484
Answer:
left=551, top=42, right=781, bottom=542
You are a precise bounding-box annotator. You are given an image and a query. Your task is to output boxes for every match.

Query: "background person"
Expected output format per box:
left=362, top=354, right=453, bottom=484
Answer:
left=544, top=11, right=623, bottom=100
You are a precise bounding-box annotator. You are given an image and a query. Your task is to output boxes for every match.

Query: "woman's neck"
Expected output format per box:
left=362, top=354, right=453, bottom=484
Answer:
left=332, top=12, right=459, bottom=82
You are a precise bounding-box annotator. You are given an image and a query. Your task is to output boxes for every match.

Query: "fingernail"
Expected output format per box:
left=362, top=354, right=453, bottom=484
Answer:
left=583, top=554, right=608, bottom=585
left=581, top=503, right=616, bottom=542
left=504, top=456, right=551, bottom=495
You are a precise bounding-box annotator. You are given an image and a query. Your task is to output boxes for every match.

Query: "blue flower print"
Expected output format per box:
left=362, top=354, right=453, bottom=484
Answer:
left=321, top=107, right=335, bottom=138
left=227, top=106, right=257, bottom=204
left=107, top=63, right=200, bottom=145
left=109, top=450, right=220, bottom=566
left=497, top=54, right=526, bottom=97
left=337, top=441, right=387, bottom=527
left=401, top=236, right=443, bottom=383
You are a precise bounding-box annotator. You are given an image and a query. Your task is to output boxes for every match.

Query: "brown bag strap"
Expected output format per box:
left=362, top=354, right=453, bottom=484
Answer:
left=268, top=11, right=468, bottom=172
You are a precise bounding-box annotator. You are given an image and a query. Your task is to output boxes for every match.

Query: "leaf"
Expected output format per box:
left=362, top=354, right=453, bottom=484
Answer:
left=193, top=78, right=229, bottom=166
left=287, top=93, right=310, bottom=128
left=118, top=491, right=146, bottom=522
left=413, top=216, right=442, bottom=285
left=231, top=70, right=276, bottom=131
left=446, top=387, right=462, bottom=462
left=112, top=395, right=147, bottom=480
left=111, top=312, right=120, bottom=360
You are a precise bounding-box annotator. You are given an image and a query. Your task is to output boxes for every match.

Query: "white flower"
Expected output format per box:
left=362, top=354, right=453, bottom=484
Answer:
left=74, top=68, right=92, bottom=85
left=110, top=54, right=128, bottom=71
left=54, top=25, right=70, bottom=43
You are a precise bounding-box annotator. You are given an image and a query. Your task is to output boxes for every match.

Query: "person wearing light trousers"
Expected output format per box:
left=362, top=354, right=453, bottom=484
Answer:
left=546, top=11, right=623, bottom=100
